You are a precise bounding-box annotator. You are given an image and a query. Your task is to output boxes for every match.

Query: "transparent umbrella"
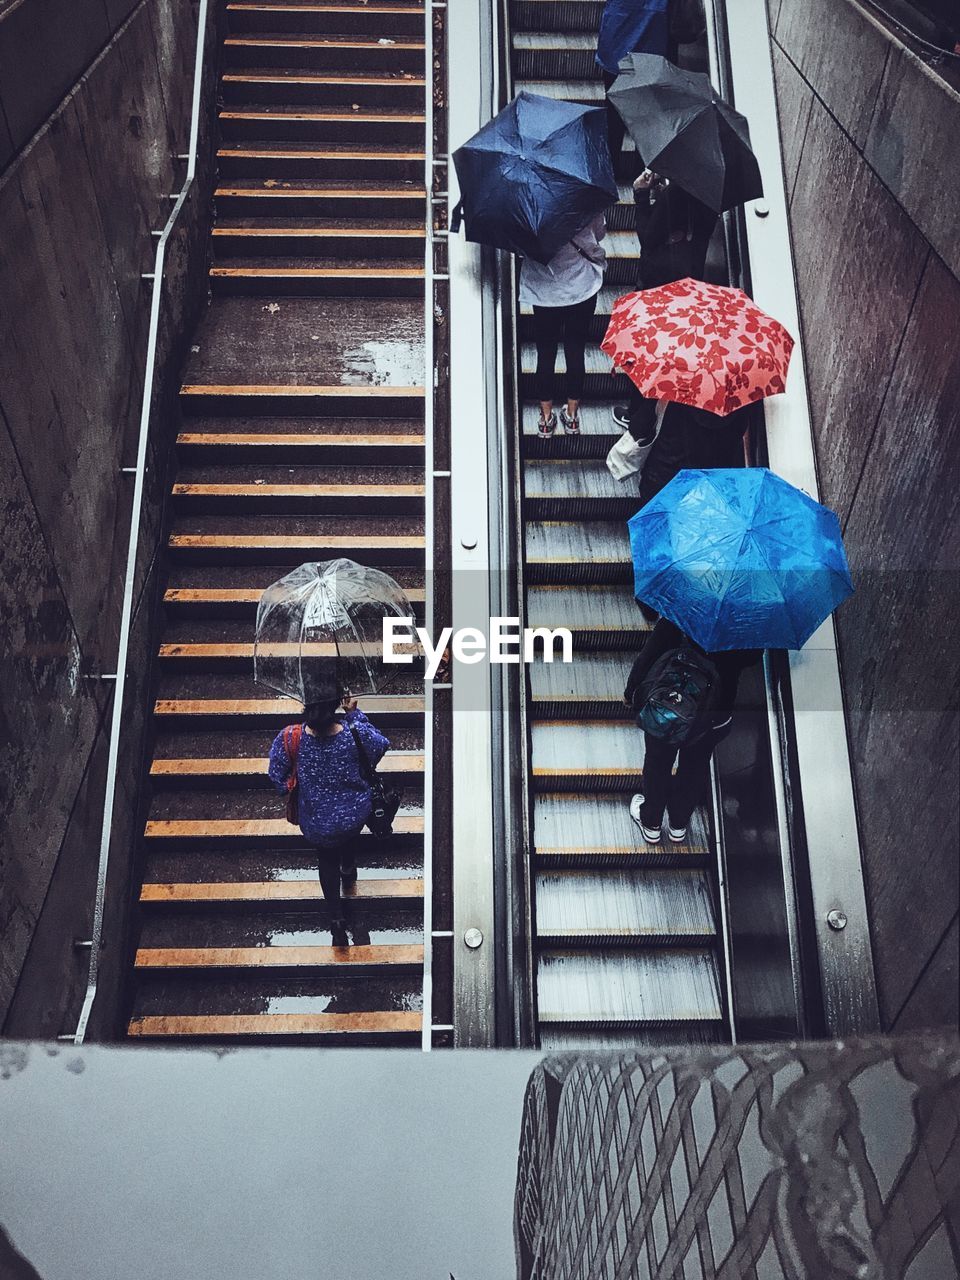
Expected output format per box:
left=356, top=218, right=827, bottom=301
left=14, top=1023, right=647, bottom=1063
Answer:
left=254, top=559, right=420, bottom=704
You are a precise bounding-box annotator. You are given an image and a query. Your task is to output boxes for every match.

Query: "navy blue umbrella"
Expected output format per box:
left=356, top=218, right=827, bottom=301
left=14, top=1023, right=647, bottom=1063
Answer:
left=451, top=92, right=618, bottom=265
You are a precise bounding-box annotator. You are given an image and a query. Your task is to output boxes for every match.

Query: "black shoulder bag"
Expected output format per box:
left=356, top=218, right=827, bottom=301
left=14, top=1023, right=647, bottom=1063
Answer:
left=348, top=724, right=401, bottom=839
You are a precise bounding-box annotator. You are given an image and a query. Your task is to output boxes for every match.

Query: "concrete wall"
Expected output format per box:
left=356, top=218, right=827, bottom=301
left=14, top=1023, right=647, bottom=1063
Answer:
left=0, top=0, right=218, bottom=1037
left=769, top=0, right=960, bottom=1033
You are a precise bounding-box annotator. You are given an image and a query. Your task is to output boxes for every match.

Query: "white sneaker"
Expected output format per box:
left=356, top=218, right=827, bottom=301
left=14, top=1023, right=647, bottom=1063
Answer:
left=537, top=411, right=557, bottom=438
left=629, top=793, right=661, bottom=843
left=559, top=405, right=581, bottom=435
left=667, top=823, right=687, bottom=844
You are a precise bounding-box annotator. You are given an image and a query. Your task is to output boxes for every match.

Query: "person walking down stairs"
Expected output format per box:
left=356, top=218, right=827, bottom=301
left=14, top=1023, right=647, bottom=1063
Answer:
left=268, top=694, right=391, bottom=932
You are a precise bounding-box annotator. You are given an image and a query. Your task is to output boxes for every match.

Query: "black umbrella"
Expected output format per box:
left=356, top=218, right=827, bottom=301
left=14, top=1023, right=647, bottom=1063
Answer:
left=451, top=92, right=617, bottom=264
left=608, top=52, right=763, bottom=213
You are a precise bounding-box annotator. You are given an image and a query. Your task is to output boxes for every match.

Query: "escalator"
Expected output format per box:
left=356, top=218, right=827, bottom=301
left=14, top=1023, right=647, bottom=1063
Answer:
left=508, top=0, right=734, bottom=1049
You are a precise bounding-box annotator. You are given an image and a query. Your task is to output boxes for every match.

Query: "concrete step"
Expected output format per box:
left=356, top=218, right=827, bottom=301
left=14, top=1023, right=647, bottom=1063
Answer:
left=223, top=34, right=425, bottom=73
left=226, top=2, right=425, bottom=38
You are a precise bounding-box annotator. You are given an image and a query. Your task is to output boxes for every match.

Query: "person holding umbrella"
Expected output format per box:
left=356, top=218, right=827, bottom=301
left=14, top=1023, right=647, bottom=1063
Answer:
left=602, top=277, right=794, bottom=500
left=268, top=691, right=391, bottom=932
left=624, top=617, right=759, bottom=842
left=451, top=92, right=618, bottom=437
left=519, top=211, right=607, bottom=438
left=624, top=466, right=854, bottom=841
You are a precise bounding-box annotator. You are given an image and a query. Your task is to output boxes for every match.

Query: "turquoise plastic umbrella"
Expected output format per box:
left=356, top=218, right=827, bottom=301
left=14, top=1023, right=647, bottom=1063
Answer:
left=628, top=468, right=854, bottom=651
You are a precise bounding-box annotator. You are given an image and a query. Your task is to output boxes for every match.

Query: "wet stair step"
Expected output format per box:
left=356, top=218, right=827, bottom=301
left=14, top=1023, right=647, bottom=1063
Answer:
left=149, top=748, right=424, bottom=786
left=128, top=1010, right=422, bottom=1041
left=176, top=419, right=425, bottom=463
left=171, top=467, right=426, bottom=514
left=214, top=182, right=425, bottom=218
left=218, top=107, right=426, bottom=145
left=226, top=2, right=426, bottom=38
left=153, top=691, right=424, bottom=729
left=212, top=223, right=425, bottom=257
left=179, top=383, right=425, bottom=417
left=135, top=944, right=424, bottom=971
left=140, top=876, right=424, bottom=905
left=210, top=262, right=426, bottom=297
left=143, top=813, right=424, bottom=843
left=216, top=144, right=425, bottom=182
left=220, top=69, right=426, bottom=107
left=223, top=35, right=426, bottom=73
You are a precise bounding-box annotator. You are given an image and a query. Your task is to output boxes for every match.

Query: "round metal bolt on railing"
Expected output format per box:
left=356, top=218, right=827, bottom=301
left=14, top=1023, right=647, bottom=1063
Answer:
left=463, top=928, right=483, bottom=949
left=460, top=535, right=478, bottom=550
left=754, top=202, right=770, bottom=218
left=826, top=909, right=848, bottom=931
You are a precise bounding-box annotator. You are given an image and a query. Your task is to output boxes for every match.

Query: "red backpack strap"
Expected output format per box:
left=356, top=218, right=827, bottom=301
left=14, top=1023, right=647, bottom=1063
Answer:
left=282, top=723, right=304, bottom=791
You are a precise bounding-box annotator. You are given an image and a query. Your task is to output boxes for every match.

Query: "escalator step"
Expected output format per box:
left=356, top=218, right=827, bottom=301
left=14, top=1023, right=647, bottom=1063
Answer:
left=537, top=948, right=723, bottom=1025
left=535, top=869, right=716, bottom=946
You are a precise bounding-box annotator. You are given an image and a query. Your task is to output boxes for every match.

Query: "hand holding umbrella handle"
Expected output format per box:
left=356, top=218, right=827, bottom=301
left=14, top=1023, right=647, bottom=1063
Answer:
left=341, top=690, right=359, bottom=713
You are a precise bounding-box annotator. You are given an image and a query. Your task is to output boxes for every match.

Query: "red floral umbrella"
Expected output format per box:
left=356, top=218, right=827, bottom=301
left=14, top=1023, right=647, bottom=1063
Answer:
left=601, top=277, right=794, bottom=417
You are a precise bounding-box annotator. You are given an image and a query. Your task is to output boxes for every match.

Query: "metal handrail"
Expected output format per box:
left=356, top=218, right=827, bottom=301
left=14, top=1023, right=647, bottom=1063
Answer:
left=421, top=0, right=440, bottom=1052
left=68, top=0, right=211, bottom=1044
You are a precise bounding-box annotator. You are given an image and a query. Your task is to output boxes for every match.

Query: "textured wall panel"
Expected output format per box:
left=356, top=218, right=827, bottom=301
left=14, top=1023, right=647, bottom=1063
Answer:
left=864, top=43, right=960, bottom=284
left=775, top=0, right=891, bottom=146
left=0, top=0, right=111, bottom=154
left=772, top=1, right=960, bottom=1032
left=769, top=42, right=812, bottom=203
left=0, top=403, right=104, bottom=1017
left=788, top=98, right=927, bottom=525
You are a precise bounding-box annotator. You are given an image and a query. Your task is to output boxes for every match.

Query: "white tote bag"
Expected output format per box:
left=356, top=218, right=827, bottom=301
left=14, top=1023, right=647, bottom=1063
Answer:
left=606, top=399, right=667, bottom=482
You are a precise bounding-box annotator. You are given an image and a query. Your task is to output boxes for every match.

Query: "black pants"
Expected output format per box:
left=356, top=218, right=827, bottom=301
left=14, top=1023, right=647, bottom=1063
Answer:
left=640, top=722, right=731, bottom=828
left=532, top=293, right=597, bottom=403
left=316, top=835, right=359, bottom=919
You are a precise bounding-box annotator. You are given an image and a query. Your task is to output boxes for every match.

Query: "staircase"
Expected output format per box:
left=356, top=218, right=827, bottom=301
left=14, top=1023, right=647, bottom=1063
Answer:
left=126, top=0, right=429, bottom=1045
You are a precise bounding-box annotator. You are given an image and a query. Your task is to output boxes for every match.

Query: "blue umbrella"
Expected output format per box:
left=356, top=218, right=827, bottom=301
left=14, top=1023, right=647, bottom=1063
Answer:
left=596, top=0, right=670, bottom=76
left=628, top=468, right=854, bottom=651
left=451, top=92, right=617, bottom=265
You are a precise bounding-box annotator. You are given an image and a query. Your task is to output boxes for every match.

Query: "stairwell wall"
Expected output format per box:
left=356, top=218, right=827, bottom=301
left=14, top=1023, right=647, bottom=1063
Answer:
left=767, top=0, right=960, bottom=1032
left=0, top=0, right=220, bottom=1037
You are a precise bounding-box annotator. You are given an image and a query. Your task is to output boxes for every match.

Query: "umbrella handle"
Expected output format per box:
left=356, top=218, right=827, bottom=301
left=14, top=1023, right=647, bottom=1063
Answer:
left=449, top=199, right=463, bottom=233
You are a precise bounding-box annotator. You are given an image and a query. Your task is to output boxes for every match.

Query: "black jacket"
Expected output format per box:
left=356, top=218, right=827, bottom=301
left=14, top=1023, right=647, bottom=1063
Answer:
left=639, top=400, right=751, bottom=505
left=624, top=618, right=761, bottom=722
left=633, top=182, right=717, bottom=290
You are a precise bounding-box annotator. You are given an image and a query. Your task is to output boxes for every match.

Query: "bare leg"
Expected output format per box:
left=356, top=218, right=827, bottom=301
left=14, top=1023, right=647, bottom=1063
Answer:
left=539, top=399, right=554, bottom=424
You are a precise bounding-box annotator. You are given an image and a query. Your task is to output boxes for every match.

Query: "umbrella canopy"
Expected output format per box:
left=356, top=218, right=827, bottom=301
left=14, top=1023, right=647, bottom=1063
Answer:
left=601, top=277, right=794, bottom=416
left=254, top=559, right=420, bottom=703
left=595, top=0, right=669, bottom=75
left=608, top=53, right=762, bottom=212
left=451, top=92, right=617, bottom=264
left=628, top=468, right=854, bottom=651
